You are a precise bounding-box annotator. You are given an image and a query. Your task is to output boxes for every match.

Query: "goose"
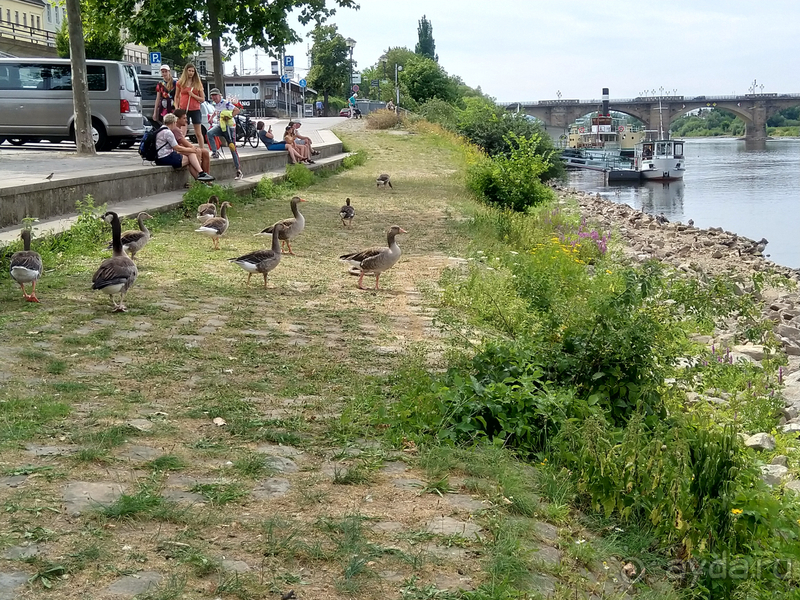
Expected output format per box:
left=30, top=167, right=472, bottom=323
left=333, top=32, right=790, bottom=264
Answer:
left=376, top=173, right=393, bottom=189
left=197, top=195, right=218, bottom=222
left=10, top=229, right=43, bottom=303
left=107, top=212, right=153, bottom=259
left=92, top=211, right=138, bottom=312
left=339, top=225, right=407, bottom=290
left=339, top=198, right=355, bottom=227
left=195, top=201, right=232, bottom=250
left=229, top=223, right=285, bottom=287
left=256, top=196, right=306, bottom=255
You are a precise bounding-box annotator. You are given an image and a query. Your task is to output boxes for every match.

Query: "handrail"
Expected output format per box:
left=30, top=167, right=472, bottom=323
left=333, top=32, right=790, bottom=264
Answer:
left=0, top=21, right=57, bottom=47
left=500, top=93, right=800, bottom=107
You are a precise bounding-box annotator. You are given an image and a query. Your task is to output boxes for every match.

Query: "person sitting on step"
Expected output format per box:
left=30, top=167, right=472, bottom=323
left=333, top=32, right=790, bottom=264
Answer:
left=155, top=114, right=214, bottom=182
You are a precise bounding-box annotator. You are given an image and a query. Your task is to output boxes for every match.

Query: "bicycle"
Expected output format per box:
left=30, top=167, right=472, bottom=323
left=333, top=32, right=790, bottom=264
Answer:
left=236, top=113, right=259, bottom=148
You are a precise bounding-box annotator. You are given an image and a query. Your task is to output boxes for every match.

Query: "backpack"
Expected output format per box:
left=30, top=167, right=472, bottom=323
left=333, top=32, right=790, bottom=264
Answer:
left=139, top=125, right=168, bottom=162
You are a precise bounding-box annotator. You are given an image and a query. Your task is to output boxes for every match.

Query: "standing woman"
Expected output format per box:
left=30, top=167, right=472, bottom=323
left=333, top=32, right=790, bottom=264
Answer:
left=152, top=65, right=175, bottom=125
left=175, top=63, right=206, bottom=150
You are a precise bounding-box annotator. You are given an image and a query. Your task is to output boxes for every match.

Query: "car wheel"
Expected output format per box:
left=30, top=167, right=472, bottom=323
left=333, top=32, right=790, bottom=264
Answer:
left=92, top=119, right=110, bottom=151
left=8, top=138, right=26, bottom=146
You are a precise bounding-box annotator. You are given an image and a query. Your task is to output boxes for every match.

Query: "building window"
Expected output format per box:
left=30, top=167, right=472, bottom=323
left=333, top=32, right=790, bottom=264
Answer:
left=22, top=13, right=25, bottom=26
left=16, top=10, right=19, bottom=24
left=198, top=60, right=207, bottom=75
left=36, top=15, right=39, bottom=28
left=61, top=8, right=65, bottom=21
left=54, top=8, right=58, bottom=23
left=46, top=4, right=51, bottom=21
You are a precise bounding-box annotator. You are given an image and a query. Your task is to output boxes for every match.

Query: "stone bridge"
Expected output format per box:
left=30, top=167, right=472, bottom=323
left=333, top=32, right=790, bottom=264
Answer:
left=502, top=94, right=800, bottom=144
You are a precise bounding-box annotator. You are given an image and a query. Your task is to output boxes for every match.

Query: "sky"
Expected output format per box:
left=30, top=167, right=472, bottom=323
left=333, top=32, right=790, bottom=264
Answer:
left=231, top=0, right=799, bottom=102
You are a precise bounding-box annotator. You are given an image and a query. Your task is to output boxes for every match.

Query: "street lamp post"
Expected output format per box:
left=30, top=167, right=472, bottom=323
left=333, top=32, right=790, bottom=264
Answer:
left=395, top=63, right=403, bottom=109
left=345, top=37, right=356, bottom=105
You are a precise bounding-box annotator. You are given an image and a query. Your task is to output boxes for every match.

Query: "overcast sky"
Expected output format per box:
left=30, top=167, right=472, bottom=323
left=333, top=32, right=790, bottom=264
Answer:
left=232, top=0, right=798, bottom=102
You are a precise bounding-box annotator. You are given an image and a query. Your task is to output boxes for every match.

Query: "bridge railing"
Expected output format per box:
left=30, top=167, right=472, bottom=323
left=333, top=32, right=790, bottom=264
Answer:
left=501, top=94, right=800, bottom=107
left=0, top=22, right=57, bottom=48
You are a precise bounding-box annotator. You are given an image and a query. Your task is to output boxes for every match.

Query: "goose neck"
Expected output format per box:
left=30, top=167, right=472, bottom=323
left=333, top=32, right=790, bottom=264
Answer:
left=111, top=215, right=124, bottom=256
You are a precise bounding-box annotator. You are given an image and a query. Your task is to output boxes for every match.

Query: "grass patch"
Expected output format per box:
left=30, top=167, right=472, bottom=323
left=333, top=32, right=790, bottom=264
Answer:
left=190, top=482, right=248, bottom=506
left=0, top=394, right=71, bottom=444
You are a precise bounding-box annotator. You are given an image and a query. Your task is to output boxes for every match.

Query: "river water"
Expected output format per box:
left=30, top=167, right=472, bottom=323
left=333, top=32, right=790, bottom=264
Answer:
left=566, top=138, right=800, bottom=269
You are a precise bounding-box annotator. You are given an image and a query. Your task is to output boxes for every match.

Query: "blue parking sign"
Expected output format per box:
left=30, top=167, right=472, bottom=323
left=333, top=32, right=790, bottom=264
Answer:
left=284, top=55, right=294, bottom=67
left=149, top=52, right=161, bottom=65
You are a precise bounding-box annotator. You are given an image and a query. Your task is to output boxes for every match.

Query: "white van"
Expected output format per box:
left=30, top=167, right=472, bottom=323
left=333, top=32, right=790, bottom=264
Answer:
left=0, top=58, right=145, bottom=151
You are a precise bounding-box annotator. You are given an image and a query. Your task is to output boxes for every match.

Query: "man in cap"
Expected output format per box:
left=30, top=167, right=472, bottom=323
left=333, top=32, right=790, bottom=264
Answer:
left=206, top=87, right=243, bottom=181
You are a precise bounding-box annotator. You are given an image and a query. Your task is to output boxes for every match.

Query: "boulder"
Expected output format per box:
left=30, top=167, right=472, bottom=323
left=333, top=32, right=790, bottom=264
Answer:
left=744, top=433, right=776, bottom=451
left=761, top=464, right=790, bottom=486
left=771, top=455, right=789, bottom=467
left=732, top=344, right=766, bottom=362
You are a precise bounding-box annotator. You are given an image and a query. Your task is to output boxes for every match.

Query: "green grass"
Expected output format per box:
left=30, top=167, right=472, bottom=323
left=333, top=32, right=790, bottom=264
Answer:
left=189, top=482, right=248, bottom=506
left=0, top=394, right=71, bottom=444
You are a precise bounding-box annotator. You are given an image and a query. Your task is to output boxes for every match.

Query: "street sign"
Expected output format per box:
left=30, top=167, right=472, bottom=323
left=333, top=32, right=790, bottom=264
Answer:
left=351, top=73, right=361, bottom=84
left=280, top=74, right=290, bottom=84
left=283, top=55, right=294, bottom=67
left=298, top=79, right=307, bottom=88
left=370, top=79, right=379, bottom=87
left=284, top=66, right=295, bottom=77
left=149, top=52, right=161, bottom=65
left=351, top=84, right=360, bottom=93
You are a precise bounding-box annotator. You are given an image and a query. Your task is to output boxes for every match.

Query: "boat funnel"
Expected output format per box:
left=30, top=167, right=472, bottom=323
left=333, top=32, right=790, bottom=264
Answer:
left=602, top=88, right=609, bottom=116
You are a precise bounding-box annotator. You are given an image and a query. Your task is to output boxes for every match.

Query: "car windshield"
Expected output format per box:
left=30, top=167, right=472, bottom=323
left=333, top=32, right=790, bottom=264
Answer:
left=124, top=64, right=140, bottom=96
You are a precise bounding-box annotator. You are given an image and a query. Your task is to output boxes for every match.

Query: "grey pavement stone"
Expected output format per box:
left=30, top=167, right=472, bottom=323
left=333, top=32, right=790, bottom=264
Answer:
left=434, top=574, right=474, bottom=591
left=221, top=560, right=250, bottom=573
left=263, top=456, right=298, bottom=473
left=161, top=489, right=206, bottom=504
left=380, top=461, right=408, bottom=475
left=426, top=516, right=483, bottom=538
left=126, top=419, right=154, bottom=432
left=63, top=481, right=124, bottom=516
left=116, top=445, right=162, bottom=462
left=256, top=444, right=304, bottom=458
left=103, top=572, right=162, bottom=597
left=393, top=478, right=424, bottom=491
left=0, top=572, right=29, bottom=600
left=251, top=478, right=291, bottom=499
left=0, top=475, right=27, bottom=489
left=445, top=494, right=486, bottom=513
left=2, top=544, right=42, bottom=559
left=25, top=444, right=76, bottom=456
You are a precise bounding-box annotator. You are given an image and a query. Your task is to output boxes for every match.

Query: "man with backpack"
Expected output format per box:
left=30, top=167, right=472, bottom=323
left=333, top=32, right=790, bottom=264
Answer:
left=145, top=114, right=214, bottom=181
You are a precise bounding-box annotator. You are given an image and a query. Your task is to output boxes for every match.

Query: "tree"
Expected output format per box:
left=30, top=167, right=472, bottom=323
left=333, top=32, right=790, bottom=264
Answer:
left=414, top=15, right=436, bottom=61
left=56, top=20, right=124, bottom=60
left=65, top=0, right=95, bottom=155
left=105, top=0, right=358, bottom=93
left=401, top=55, right=458, bottom=105
left=306, top=24, right=349, bottom=114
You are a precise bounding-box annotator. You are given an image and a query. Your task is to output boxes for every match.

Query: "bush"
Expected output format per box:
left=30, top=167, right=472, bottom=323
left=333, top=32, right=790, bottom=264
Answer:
left=467, top=133, right=556, bottom=211
left=284, top=163, right=314, bottom=188
left=366, top=109, right=401, bottom=130
left=418, top=98, right=460, bottom=131
left=342, top=150, right=367, bottom=169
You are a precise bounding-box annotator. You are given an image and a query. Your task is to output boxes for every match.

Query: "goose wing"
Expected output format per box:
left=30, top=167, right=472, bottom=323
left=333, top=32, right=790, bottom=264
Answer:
left=118, top=230, right=147, bottom=246
left=260, top=217, right=297, bottom=234
left=10, top=251, right=43, bottom=281
left=340, top=205, right=355, bottom=219
left=196, top=217, right=228, bottom=235
left=92, top=256, right=138, bottom=290
left=340, top=246, right=386, bottom=265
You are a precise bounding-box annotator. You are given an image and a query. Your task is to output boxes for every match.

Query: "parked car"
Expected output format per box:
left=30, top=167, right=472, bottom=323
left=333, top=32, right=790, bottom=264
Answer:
left=339, top=107, right=351, bottom=117
left=0, top=58, right=145, bottom=151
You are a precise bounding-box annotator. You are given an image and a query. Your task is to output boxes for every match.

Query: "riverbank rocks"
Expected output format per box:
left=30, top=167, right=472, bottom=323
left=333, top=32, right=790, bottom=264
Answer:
left=744, top=433, right=776, bottom=451
left=761, top=464, right=790, bottom=486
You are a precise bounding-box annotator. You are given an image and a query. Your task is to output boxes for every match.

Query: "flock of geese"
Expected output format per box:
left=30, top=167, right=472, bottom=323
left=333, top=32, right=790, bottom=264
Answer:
left=8, top=176, right=406, bottom=312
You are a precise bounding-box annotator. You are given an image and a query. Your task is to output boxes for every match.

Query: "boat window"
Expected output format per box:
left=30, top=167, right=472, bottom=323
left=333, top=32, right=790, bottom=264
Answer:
left=674, top=142, right=684, bottom=158
left=656, top=142, right=669, bottom=155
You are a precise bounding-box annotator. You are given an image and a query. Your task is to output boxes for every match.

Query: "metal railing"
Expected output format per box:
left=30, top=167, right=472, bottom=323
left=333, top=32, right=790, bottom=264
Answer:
left=0, top=21, right=56, bottom=47
left=500, top=93, right=800, bottom=107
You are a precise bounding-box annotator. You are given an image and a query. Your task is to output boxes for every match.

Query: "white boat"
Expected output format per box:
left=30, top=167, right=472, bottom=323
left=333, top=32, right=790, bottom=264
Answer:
left=633, top=138, right=685, bottom=181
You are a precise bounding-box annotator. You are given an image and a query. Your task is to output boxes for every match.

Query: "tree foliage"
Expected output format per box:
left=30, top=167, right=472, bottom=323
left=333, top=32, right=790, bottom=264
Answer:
left=56, top=1, right=124, bottom=60
left=401, top=55, right=458, bottom=105
left=414, top=15, right=436, bottom=61
left=670, top=108, right=745, bottom=137
left=306, top=24, right=349, bottom=110
left=100, top=0, right=357, bottom=87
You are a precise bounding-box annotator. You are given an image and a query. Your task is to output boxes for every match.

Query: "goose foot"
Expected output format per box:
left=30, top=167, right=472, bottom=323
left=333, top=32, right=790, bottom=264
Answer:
left=26, top=295, right=40, bottom=303
left=113, top=305, right=127, bottom=313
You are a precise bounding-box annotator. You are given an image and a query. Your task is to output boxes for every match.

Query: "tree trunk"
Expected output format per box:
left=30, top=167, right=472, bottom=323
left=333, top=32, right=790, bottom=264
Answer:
left=323, top=92, right=329, bottom=117
left=208, top=0, right=225, bottom=93
left=65, top=0, right=95, bottom=155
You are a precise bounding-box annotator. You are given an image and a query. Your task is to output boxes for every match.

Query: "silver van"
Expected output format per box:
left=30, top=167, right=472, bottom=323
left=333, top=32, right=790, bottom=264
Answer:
left=0, top=58, right=145, bottom=151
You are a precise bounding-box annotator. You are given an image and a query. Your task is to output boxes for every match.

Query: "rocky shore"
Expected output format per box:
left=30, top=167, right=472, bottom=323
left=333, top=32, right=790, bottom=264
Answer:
left=558, top=186, right=800, bottom=488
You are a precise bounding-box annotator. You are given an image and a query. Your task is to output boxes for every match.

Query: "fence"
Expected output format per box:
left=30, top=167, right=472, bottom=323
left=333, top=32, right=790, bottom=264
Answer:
left=0, top=22, right=56, bottom=47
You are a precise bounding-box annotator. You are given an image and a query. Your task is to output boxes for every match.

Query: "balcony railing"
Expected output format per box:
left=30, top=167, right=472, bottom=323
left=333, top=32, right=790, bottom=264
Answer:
left=0, top=21, right=56, bottom=47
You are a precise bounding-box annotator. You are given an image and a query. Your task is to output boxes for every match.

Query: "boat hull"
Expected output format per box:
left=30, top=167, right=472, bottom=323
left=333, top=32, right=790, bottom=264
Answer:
left=638, top=158, right=685, bottom=181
